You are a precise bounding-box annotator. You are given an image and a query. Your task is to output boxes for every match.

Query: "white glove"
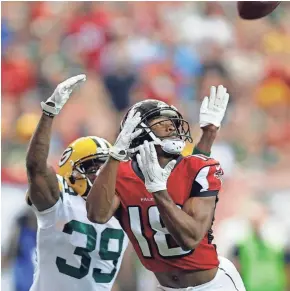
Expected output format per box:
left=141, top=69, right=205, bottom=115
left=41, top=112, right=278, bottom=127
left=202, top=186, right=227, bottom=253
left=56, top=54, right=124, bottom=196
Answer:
left=136, top=141, right=176, bottom=193
left=41, top=74, right=86, bottom=117
left=199, top=85, right=229, bottom=128
left=109, top=109, right=142, bottom=161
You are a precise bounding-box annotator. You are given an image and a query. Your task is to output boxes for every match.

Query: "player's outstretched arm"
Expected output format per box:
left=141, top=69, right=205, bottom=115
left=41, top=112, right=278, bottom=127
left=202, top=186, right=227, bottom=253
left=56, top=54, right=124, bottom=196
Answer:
left=137, top=141, right=221, bottom=251
left=86, top=109, right=142, bottom=223
left=26, top=74, right=86, bottom=211
left=193, top=85, right=229, bottom=156
left=86, top=157, right=121, bottom=223
left=154, top=193, right=216, bottom=251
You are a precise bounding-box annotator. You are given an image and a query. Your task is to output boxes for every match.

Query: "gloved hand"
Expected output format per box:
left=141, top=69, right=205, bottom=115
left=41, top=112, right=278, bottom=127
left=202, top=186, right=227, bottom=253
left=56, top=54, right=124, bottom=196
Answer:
left=136, top=141, right=176, bottom=193
left=41, top=74, right=86, bottom=117
left=199, top=85, right=229, bottom=128
left=109, top=109, right=142, bottom=161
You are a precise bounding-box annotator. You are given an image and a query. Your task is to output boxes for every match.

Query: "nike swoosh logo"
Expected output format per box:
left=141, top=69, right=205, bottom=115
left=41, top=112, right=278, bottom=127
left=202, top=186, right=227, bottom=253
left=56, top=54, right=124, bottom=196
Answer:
left=148, top=174, right=154, bottom=182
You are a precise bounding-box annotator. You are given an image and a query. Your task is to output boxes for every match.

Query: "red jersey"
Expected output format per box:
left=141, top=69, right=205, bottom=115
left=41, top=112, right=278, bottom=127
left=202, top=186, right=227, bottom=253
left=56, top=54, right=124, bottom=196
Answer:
left=115, top=154, right=223, bottom=273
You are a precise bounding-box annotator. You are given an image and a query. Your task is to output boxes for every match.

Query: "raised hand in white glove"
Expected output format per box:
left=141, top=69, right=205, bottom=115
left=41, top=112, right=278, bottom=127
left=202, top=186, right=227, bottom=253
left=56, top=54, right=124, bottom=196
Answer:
left=136, top=140, right=176, bottom=193
left=109, top=109, right=142, bottom=161
left=199, top=85, right=229, bottom=128
left=41, top=74, right=86, bottom=117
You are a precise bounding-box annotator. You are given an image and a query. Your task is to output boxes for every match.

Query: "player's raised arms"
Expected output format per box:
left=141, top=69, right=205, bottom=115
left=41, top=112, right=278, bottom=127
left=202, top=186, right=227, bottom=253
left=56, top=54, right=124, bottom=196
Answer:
left=26, top=75, right=86, bottom=211
left=86, top=108, right=142, bottom=223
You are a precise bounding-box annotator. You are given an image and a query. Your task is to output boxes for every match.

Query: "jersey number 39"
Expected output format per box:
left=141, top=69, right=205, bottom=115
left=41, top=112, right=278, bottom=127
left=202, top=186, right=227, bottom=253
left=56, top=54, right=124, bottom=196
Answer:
left=56, top=220, right=124, bottom=283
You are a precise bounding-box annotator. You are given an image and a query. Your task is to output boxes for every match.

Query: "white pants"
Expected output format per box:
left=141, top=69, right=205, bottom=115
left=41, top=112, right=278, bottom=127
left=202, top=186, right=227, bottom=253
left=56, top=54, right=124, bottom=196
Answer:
left=158, top=256, right=246, bottom=291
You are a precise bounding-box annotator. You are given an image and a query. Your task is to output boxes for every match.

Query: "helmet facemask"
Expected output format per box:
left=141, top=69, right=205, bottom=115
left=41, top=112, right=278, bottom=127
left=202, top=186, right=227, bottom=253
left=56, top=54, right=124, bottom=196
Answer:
left=69, top=155, right=107, bottom=197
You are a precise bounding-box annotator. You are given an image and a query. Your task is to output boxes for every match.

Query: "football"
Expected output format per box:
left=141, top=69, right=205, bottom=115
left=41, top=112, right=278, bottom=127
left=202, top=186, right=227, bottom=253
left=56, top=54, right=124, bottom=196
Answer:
left=237, top=1, right=281, bottom=20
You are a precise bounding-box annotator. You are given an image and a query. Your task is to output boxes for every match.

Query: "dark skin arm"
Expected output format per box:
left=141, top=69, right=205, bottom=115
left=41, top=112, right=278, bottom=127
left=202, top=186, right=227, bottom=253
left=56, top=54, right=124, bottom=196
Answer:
left=193, top=125, right=218, bottom=156
left=26, top=114, right=59, bottom=211
left=153, top=191, right=216, bottom=251
left=86, top=157, right=121, bottom=223
left=155, top=126, right=218, bottom=250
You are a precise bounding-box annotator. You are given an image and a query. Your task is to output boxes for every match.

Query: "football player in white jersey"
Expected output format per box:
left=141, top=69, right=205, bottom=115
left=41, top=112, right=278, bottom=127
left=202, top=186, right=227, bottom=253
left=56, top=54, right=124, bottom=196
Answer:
left=25, top=74, right=129, bottom=291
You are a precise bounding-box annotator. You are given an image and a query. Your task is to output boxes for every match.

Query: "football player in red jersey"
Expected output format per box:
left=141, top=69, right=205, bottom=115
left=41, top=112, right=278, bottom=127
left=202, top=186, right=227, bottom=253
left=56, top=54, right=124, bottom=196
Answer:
left=87, top=86, right=246, bottom=291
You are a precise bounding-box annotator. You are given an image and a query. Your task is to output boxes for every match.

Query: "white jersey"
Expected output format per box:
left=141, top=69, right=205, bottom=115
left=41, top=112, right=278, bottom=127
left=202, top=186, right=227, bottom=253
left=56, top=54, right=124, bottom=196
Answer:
left=30, top=175, right=128, bottom=291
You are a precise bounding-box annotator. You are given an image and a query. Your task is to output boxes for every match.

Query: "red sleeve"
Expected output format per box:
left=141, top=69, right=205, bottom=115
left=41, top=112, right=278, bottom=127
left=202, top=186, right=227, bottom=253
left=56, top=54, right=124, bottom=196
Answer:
left=186, top=155, right=223, bottom=198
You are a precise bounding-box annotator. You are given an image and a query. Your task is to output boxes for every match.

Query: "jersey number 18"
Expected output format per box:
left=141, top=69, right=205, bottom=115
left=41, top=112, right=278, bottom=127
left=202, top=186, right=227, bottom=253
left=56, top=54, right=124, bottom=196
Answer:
left=129, top=206, right=192, bottom=258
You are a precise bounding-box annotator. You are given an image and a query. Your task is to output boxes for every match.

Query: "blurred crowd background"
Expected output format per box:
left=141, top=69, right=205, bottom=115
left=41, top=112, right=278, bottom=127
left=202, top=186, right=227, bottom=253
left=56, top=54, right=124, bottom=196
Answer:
left=2, top=2, right=290, bottom=291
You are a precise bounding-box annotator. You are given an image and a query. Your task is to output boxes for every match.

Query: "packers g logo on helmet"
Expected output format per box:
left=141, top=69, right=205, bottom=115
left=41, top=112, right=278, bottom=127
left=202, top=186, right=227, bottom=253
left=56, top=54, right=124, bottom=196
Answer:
left=58, top=136, right=111, bottom=197
left=59, top=147, right=73, bottom=167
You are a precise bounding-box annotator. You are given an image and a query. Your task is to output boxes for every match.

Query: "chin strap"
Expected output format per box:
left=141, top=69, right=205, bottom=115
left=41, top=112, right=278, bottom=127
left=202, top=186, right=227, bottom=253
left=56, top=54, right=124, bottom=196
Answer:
left=161, top=139, right=185, bottom=154
left=128, top=122, right=185, bottom=155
